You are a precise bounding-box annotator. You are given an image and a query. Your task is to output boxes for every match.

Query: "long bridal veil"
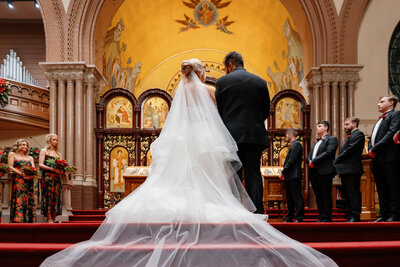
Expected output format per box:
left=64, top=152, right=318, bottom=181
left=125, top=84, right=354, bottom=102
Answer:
left=41, top=68, right=337, bottom=266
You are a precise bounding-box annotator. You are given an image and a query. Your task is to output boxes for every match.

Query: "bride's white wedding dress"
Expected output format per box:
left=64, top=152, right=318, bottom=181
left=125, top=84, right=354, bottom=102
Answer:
left=41, top=72, right=337, bottom=266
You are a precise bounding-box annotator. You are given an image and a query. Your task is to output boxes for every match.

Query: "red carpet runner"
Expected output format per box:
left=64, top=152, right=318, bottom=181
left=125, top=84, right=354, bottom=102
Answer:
left=0, top=209, right=399, bottom=267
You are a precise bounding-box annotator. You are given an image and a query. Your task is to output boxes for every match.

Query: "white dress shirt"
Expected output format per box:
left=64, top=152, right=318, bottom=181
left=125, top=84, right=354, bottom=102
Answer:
left=371, top=118, right=383, bottom=147
left=312, top=139, right=323, bottom=159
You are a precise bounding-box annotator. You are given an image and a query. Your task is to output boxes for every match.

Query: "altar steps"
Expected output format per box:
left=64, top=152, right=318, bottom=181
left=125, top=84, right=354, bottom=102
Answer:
left=1, top=222, right=400, bottom=266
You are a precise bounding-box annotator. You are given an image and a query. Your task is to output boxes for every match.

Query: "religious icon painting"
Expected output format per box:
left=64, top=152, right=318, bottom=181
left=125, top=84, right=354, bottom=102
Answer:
left=279, top=146, right=289, bottom=166
left=110, top=146, right=129, bottom=193
left=141, top=97, right=169, bottom=129
left=275, top=97, right=301, bottom=129
left=146, top=150, right=152, bottom=166
left=106, top=96, right=133, bottom=128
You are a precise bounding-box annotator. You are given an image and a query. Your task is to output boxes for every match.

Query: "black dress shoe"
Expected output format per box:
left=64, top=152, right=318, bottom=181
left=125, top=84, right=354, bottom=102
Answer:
left=294, top=219, right=303, bottom=223
left=347, top=218, right=360, bottom=222
left=284, top=218, right=293, bottom=223
left=386, top=217, right=400, bottom=222
left=374, top=217, right=386, bottom=222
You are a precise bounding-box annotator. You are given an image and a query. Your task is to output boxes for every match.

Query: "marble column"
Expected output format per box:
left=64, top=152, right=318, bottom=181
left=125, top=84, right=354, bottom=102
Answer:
left=49, top=80, right=57, bottom=134
left=322, top=82, right=331, bottom=121
left=57, top=80, right=66, bottom=156
left=74, top=76, right=84, bottom=184
left=348, top=81, right=355, bottom=117
left=332, top=81, right=340, bottom=140
left=339, top=82, right=348, bottom=143
left=85, top=76, right=95, bottom=184
left=66, top=79, right=74, bottom=165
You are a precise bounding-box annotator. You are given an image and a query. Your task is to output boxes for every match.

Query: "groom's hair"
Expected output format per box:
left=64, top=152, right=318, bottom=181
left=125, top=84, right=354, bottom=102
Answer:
left=224, top=51, right=244, bottom=68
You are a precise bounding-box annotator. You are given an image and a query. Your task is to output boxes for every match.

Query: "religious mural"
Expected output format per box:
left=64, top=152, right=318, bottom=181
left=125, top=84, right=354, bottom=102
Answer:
left=141, top=97, right=169, bottom=129
left=266, top=19, right=306, bottom=98
left=275, top=97, right=301, bottom=129
left=103, top=19, right=142, bottom=94
left=106, top=96, right=133, bottom=128
left=110, top=147, right=128, bottom=193
left=176, top=0, right=234, bottom=34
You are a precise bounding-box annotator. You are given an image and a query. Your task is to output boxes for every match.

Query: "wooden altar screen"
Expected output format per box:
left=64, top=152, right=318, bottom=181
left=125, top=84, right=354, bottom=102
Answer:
left=265, top=89, right=311, bottom=207
left=95, top=88, right=172, bottom=208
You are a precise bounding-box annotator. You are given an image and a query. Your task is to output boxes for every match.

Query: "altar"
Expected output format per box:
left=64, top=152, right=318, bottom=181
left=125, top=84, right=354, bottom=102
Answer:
left=123, top=166, right=285, bottom=212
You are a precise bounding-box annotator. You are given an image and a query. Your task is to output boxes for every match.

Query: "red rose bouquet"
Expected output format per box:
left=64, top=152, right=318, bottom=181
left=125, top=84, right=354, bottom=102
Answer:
left=19, top=164, right=38, bottom=179
left=0, top=78, right=11, bottom=107
left=0, top=163, right=8, bottom=176
left=45, top=158, right=75, bottom=173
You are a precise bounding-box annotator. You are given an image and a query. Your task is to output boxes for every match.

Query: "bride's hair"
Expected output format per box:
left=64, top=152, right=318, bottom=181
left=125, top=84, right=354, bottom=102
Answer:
left=181, top=58, right=205, bottom=81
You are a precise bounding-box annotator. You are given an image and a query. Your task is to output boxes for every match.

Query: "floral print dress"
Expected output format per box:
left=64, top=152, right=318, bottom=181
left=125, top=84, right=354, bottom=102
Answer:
left=10, top=160, right=36, bottom=223
left=41, top=155, right=62, bottom=219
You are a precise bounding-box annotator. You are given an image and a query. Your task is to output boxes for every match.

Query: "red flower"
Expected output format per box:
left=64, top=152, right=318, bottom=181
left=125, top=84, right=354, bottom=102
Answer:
left=0, top=78, right=5, bottom=86
left=347, top=135, right=351, bottom=138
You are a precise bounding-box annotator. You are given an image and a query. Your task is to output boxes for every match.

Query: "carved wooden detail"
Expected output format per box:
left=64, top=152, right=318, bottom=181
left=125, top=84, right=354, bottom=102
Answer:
left=0, top=78, right=49, bottom=129
left=95, top=88, right=172, bottom=208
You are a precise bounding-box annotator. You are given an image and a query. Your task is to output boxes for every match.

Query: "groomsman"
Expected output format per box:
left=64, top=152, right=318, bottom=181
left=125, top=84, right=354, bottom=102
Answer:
left=307, top=121, right=338, bottom=222
left=368, top=95, right=400, bottom=222
left=334, top=118, right=365, bottom=222
left=280, top=129, right=304, bottom=222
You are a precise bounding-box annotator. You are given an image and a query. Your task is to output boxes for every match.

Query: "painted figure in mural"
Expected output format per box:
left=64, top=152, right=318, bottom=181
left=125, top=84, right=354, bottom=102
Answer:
left=106, top=97, right=133, bottom=128
left=198, top=2, right=214, bottom=24
left=276, top=98, right=301, bottom=129
left=266, top=18, right=305, bottom=96
left=124, top=61, right=142, bottom=93
left=112, top=149, right=127, bottom=191
left=103, top=19, right=124, bottom=83
left=7, top=139, right=36, bottom=223
left=142, top=98, right=169, bottom=128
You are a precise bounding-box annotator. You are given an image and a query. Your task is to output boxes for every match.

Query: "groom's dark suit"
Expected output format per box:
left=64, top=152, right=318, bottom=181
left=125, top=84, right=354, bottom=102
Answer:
left=215, top=67, right=270, bottom=214
left=307, top=135, right=338, bottom=221
left=368, top=110, right=400, bottom=220
left=334, top=129, right=365, bottom=220
left=282, top=140, right=304, bottom=221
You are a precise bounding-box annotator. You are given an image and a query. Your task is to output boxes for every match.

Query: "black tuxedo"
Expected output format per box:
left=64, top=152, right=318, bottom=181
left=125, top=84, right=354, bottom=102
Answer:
left=307, top=135, right=338, bottom=221
left=368, top=110, right=400, bottom=220
left=334, top=129, right=365, bottom=220
left=282, top=140, right=304, bottom=220
left=216, top=67, right=270, bottom=214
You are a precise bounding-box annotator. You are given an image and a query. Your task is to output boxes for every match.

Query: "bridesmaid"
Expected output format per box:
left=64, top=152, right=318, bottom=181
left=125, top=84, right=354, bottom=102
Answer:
left=8, top=139, right=36, bottom=223
left=38, top=134, right=68, bottom=223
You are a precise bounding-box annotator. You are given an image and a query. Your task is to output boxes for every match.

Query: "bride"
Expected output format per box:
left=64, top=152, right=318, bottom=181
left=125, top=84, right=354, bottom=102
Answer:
left=41, top=59, right=337, bottom=267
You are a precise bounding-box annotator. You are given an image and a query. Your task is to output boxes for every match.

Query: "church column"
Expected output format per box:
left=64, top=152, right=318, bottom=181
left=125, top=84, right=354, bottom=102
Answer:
left=66, top=79, right=75, bottom=166
left=322, top=82, right=331, bottom=122
left=348, top=81, right=355, bottom=117
left=339, top=81, right=348, bottom=143
left=48, top=79, right=57, bottom=134
left=57, top=79, right=66, bottom=156
left=85, top=73, right=95, bottom=184
left=331, top=81, right=340, bottom=140
left=74, top=75, right=84, bottom=184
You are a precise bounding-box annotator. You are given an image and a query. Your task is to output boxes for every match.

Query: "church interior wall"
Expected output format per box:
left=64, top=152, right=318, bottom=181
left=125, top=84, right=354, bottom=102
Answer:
left=0, top=128, right=47, bottom=148
left=356, top=0, right=400, bottom=134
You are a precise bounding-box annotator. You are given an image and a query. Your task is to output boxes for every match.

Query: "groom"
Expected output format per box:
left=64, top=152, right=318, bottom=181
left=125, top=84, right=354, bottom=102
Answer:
left=215, top=51, right=270, bottom=214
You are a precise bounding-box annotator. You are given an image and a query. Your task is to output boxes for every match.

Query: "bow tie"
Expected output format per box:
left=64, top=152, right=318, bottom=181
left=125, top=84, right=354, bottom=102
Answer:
left=379, top=114, right=387, bottom=119
left=317, top=137, right=324, bottom=141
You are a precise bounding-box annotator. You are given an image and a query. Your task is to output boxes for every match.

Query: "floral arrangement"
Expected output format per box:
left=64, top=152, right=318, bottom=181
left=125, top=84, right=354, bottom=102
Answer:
left=0, top=163, right=8, bottom=175
left=0, top=78, right=11, bottom=107
left=45, top=158, right=75, bottom=173
left=19, top=164, right=38, bottom=178
left=28, top=147, right=40, bottom=159
left=0, top=147, right=10, bottom=163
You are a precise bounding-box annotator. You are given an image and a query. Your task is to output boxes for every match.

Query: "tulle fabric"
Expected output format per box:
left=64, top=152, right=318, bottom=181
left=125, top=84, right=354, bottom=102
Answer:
left=41, top=72, right=337, bottom=267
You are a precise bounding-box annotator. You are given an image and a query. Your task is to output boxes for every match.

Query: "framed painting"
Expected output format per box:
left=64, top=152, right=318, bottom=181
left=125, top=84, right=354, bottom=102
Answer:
left=275, top=97, right=301, bottom=129
left=106, top=96, right=133, bottom=128
left=142, top=97, right=169, bottom=129
left=110, top=146, right=129, bottom=192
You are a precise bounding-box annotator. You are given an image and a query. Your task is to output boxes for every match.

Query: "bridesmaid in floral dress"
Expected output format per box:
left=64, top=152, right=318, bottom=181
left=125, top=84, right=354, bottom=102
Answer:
left=38, top=134, right=70, bottom=223
left=7, top=139, right=36, bottom=223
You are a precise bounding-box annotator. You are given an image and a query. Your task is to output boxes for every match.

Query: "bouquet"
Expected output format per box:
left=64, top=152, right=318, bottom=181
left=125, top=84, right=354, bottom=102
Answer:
left=28, top=147, right=41, bottom=159
left=0, top=78, right=11, bottom=107
left=19, top=164, right=38, bottom=179
left=0, top=147, right=10, bottom=163
left=45, top=158, right=75, bottom=173
left=0, top=163, right=8, bottom=176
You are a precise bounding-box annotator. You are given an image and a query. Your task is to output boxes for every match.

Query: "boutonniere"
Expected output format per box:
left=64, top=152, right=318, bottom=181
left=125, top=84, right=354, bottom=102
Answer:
left=379, top=114, right=387, bottom=119
left=347, top=135, right=351, bottom=139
